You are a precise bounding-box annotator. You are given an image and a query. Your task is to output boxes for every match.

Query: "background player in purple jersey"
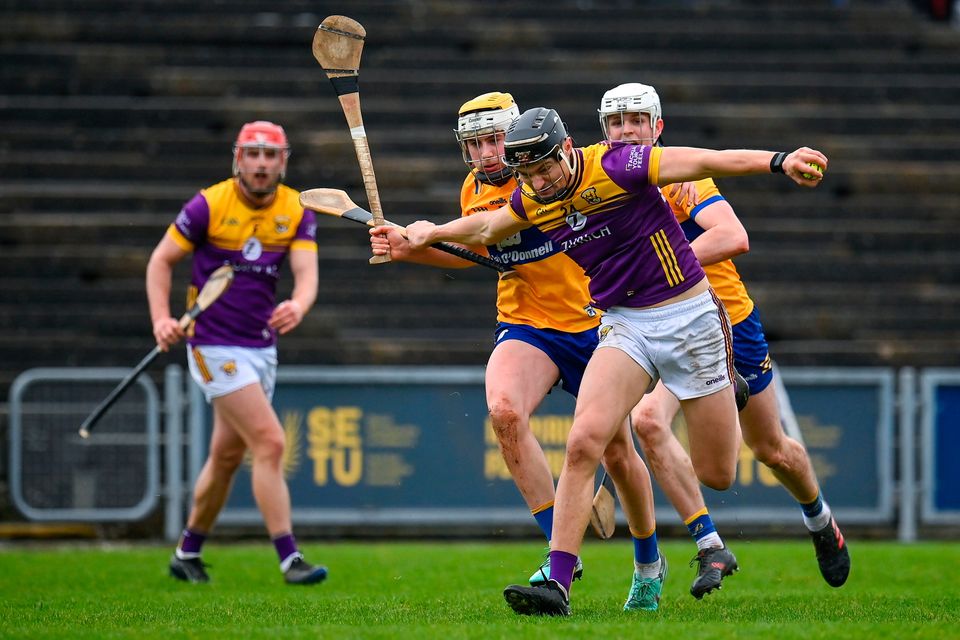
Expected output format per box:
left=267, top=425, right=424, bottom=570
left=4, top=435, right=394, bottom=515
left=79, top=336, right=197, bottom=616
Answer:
left=395, top=107, right=826, bottom=616
left=147, top=121, right=326, bottom=586
left=599, top=82, right=850, bottom=594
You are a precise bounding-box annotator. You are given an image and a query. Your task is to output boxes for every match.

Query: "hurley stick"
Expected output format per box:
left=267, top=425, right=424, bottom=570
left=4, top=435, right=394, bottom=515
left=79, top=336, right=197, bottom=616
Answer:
left=300, top=188, right=517, bottom=278
left=312, top=15, right=390, bottom=265
left=78, top=265, right=234, bottom=438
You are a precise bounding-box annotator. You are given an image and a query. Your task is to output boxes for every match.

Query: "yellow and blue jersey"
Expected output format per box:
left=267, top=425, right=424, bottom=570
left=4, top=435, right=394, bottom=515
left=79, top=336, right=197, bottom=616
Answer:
left=662, top=178, right=755, bottom=325
left=167, top=179, right=317, bottom=347
left=460, top=174, right=597, bottom=332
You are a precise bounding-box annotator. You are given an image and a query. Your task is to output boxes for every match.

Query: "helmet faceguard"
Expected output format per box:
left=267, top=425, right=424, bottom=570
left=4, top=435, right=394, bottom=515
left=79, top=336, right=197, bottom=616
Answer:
left=455, top=92, right=520, bottom=186
left=502, top=107, right=575, bottom=204
left=597, top=83, right=662, bottom=145
left=232, top=120, right=291, bottom=188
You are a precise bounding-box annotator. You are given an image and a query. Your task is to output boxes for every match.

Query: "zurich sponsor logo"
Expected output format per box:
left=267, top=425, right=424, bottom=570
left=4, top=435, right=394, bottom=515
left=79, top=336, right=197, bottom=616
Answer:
left=561, top=225, right=611, bottom=251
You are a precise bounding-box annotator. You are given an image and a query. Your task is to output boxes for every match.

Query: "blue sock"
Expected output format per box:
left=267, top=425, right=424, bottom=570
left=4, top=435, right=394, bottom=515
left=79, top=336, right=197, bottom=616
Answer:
left=801, top=494, right=824, bottom=518
left=685, top=509, right=718, bottom=542
left=532, top=503, right=554, bottom=541
left=632, top=529, right=659, bottom=565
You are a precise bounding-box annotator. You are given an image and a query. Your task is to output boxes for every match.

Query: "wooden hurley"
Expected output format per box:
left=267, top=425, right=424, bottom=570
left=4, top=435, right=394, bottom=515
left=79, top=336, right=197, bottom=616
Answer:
left=312, top=16, right=390, bottom=265
left=299, top=188, right=517, bottom=278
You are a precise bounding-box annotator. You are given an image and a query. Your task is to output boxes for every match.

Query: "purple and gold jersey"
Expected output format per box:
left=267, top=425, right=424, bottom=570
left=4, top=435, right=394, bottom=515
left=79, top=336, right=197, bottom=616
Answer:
left=461, top=175, right=597, bottom=332
left=663, top=178, right=755, bottom=325
left=167, top=179, right=318, bottom=348
left=508, top=142, right=704, bottom=311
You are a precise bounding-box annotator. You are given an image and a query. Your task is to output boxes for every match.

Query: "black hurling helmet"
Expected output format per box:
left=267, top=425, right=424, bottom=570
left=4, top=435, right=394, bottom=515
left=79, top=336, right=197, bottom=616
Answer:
left=502, top=107, right=573, bottom=204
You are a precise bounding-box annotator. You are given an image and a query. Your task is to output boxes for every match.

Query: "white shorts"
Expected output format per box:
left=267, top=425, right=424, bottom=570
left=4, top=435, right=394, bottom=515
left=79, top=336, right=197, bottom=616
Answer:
left=187, top=345, right=278, bottom=403
left=596, top=290, right=735, bottom=400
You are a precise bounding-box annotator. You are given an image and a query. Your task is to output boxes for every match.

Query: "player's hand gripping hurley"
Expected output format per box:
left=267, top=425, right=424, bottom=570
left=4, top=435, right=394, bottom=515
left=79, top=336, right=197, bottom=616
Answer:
left=78, top=265, right=234, bottom=439
left=313, top=16, right=390, bottom=265
left=300, top=188, right=517, bottom=278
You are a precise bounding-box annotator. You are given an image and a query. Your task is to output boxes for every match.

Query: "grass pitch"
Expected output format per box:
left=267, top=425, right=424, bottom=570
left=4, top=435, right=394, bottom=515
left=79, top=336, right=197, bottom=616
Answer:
left=0, top=539, right=956, bottom=639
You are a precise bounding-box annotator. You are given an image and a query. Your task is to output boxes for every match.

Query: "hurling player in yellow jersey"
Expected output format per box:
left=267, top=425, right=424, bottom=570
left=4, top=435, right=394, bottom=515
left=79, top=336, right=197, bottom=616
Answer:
left=371, top=93, right=662, bottom=609
left=147, top=121, right=326, bottom=586
left=599, top=83, right=850, bottom=595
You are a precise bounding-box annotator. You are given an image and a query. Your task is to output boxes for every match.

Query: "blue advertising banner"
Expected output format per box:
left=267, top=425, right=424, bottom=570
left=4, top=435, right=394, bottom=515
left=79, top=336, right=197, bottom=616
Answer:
left=921, top=370, right=960, bottom=523
left=700, top=368, right=894, bottom=523
left=187, top=367, right=893, bottom=526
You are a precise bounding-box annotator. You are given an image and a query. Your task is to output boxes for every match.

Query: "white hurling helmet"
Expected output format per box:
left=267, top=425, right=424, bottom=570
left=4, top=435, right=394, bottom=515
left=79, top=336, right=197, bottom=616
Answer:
left=597, top=82, right=662, bottom=143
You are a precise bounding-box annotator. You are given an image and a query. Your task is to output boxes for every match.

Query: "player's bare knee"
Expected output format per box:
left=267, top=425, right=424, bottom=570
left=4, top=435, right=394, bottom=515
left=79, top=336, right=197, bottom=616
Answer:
left=697, top=464, right=735, bottom=491
left=600, top=438, right=631, bottom=474
left=488, top=402, right=523, bottom=443
left=210, top=447, right=244, bottom=474
left=750, top=440, right=786, bottom=469
left=252, top=432, right=285, bottom=464
left=630, top=408, right=670, bottom=450
left=565, top=431, right=605, bottom=471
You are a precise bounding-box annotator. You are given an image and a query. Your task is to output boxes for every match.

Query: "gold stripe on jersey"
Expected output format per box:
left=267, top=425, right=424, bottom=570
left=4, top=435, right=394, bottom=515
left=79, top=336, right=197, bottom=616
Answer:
left=191, top=346, right=214, bottom=383
left=650, top=229, right=685, bottom=287
left=661, top=177, right=755, bottom=325
left=460, top=174, right=596, bottom=332
left=185, top=285, right=198, bottom=337
left=648, top=146, right=663, bottom=185
left=168, top=225, right=195, bottom=251
left=291, top=239, right=318, bottom=253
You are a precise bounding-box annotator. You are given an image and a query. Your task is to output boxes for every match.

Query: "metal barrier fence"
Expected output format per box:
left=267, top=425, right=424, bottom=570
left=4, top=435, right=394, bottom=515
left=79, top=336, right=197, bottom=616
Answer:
left=8, top=365, right=960, bottom=540
left=8, top=368, right=160, bottom=521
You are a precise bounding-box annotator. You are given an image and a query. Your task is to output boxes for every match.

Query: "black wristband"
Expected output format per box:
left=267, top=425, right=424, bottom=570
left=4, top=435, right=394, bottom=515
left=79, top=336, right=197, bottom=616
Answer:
left=770, top=151, right=787, bottom=174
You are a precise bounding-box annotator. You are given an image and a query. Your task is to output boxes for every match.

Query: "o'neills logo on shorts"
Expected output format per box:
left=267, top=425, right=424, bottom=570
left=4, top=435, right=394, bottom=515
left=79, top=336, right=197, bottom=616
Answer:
left=705, top=374, right=727, bottom=385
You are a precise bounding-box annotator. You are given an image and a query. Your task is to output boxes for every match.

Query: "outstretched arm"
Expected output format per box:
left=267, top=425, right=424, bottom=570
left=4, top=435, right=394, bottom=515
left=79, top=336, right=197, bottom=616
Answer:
left=384, top=205, right=530, bottom=252
left=370, top=226, right=482, bottom=269
left=657, top=146, right=827, bottom=187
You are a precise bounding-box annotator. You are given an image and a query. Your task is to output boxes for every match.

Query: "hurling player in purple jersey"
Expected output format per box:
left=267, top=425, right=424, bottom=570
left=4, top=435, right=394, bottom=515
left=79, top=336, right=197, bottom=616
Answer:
left=395, top=107, right=826, bottom=616
left=370, top=92, right=664, bottom=606
left=147, top=121, right=326, bottom=586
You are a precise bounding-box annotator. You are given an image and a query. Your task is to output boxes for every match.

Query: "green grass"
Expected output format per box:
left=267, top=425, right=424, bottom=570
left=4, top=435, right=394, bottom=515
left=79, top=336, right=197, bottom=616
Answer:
left=0, top=540, right=957, bottom=639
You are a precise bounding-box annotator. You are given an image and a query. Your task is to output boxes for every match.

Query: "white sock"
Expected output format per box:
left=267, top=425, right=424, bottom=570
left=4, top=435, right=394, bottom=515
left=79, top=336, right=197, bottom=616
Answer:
left=696, top=532, right=723, bottom=551
left=803, top=501, right=833, bottom=531
left=634, top=555, right=662, bottom=579
left=175, top=548, right=200, bottom=560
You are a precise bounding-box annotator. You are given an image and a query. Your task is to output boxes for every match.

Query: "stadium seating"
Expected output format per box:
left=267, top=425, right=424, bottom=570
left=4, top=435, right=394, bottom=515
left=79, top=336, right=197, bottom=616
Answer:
left=1, top=0, right=959, bottom=402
